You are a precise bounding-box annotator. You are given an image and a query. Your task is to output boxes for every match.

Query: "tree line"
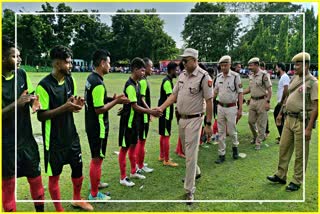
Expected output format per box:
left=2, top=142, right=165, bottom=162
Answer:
left=2, top=2, right=318, bottom=67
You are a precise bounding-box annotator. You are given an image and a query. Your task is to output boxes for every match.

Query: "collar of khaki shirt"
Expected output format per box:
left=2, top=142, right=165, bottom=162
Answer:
left=221, top=69, right=232, bottom=78
left=185, top=66, right=200, bottom=77
left=253, top=69, right=264, bottom=77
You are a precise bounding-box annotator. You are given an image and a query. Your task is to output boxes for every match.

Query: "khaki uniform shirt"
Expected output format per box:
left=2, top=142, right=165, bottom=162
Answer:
left=285, top=73, right=318, bottom=113
left=249, top=69, right=272, bottom=97
left=173, top=66, right=213, bottom=115
left=214, top=69, right=243, bottom=103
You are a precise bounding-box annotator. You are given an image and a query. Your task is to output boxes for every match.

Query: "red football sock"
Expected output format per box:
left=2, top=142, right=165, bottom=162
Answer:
left=163, top=136, right=170, bottom=161
left=27, top=176, right=45, bottom=207
left=136, top=139, right=146, bottom=169
left=213, top=119, right=218, bottom=134
left=159, top=136, right=164, bottom=158
left=175, top=137, right=184, bottom=156
left=128, top=145, right=137, bottom=174
left=71, top=176, right=83, bottom=200
left=2, top=177, right=16, bottom=212
left=119, top=147, right=128, bottom=180
left=49, top=175, right=64, bottom=212
left=89, top=159, right=103, bottom=197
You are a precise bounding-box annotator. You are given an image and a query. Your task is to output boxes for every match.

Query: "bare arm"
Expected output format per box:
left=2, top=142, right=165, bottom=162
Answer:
left=95, top=94, right=129, bottom=115
left=159, top=93, right=177, bottom=112
left=131, top=102, right=161, bottom=117
left=243, top=88, right=250, bottom=95
left=141, top=96, right=150, bottom=109
left=205, top=98, right=213, bottom=123
left=307, top=101, right=318, bottom=131
left=305, top=101, right=318, bottom=141
left=280, top=85, right=288, bottom=104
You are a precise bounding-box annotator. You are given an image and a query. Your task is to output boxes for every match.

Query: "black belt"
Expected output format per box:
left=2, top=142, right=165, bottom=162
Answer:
left=218, top=102, right=237, bottom=108
left=179, top=113, right=204, bottom=119
left=251, top=96, right=265, bottom=100
left=285, top=112, right=300, bottom=118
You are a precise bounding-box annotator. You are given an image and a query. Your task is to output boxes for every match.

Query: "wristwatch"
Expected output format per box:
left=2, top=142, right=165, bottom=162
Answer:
left=206, top=121, right=212, bottom=126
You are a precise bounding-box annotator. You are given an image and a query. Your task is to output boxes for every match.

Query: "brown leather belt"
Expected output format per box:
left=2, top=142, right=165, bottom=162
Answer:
left=178, top=113, right=204, bottom=119
left=218, top=102, right=236, bottom=108
left=251, top=96, right=265, bottom=100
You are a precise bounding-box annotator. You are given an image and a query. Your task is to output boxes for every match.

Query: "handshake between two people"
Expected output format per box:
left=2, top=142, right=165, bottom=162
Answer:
left=149, top=107, right=163, bottom=118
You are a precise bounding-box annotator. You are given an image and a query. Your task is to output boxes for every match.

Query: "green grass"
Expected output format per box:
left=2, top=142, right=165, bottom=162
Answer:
left=16, top=72, right=318, bottom=212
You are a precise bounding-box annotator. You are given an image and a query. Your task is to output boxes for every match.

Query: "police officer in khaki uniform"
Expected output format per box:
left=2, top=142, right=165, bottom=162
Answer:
left=267, top=52, right=318, bottom=191
left=158, top=48, right=213, bottom=204
left=243, top=57, right=272, bottom=150
left=213, top=55, right=243, bottom=164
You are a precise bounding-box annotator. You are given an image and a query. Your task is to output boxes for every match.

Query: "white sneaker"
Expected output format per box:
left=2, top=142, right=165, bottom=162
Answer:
left=144, top=162, right=148, bottom=167
left=141, top=166, right=154, bottom=173
left=130, top=170, right=146, bottom=179
left=120, top=177, right=135, bottom=187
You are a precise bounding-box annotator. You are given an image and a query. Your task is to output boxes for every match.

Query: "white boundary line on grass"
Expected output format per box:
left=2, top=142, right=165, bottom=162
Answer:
left=14, top=11, right=306, bottom=203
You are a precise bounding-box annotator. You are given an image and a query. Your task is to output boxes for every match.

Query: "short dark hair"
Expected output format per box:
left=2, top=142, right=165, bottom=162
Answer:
left=2, top=35, right=15, bottom=57
left=130, top=57, right=145, bottom=71
left=198, top=62, right=208, bottom=71
left=260, top=61, right=265, bottom=68
left=167, top=61, right=178, bottom=73
left=143, top=57, right=152, bottom=66
left=92, top=49, right=111, bottom=67
left=179, top=61, right=184, bottom=71
left=207, top=67, right=214, bottom=78
left=50, top=45, right=73, bottom=60
left=277, top=62, right=286, bottom=71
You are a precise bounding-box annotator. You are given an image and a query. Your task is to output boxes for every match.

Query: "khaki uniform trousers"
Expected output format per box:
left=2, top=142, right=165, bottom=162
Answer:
left=179, top=116, right=203, bottom=194
left=248, top=99, right=268, bottom=144
left=275, top=116, right=309, bottom=185
left=217, top=105, right=239, bottom=155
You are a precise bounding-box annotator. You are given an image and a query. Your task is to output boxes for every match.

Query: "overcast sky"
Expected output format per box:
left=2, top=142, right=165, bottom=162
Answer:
left=3, top=2, right=318, bottom=49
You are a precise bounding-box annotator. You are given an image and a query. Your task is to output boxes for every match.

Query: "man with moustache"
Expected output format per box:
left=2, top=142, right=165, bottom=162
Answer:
left=267, top=52, right=318, bottom=192
left=157, top=48, right=213, bottom=204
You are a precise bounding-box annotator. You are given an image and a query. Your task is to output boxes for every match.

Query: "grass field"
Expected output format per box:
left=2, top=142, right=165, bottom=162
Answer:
left=16, top=72, right=318, bottom=212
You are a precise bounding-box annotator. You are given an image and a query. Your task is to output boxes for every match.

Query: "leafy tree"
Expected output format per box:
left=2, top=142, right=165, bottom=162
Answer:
left=2, top=9, right=15, bottom=39
left=110, top=9, right=179, bottom=64
left=182, top=3, right=241, bottom=62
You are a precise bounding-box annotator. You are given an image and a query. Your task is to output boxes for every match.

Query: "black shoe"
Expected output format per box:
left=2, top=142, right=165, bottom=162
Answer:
left=215, top=155, right=225, bottom=164
left=232, top=147, right=239, bottom=159
left=267, top=175, right=286, bottom=184
left=182, top=174, right=201, bottom=183
left=186, top=192, right=194, bottom=205
left=286, top=182, right=300, bottom=192
left=250, top=138, right=256, bottom=144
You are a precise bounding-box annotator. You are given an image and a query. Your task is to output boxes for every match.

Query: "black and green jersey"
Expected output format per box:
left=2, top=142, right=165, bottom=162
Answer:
left=158, top=75, right=174, bottom=121
left=2, top=69, right=37, bottom=149
left=36, top=74, right=79, bottom=151
left=84, top=72, right=109, bottom=139
left=139, top=77, right=151, bottom=124
left=118, top=78, right=142, bottom=146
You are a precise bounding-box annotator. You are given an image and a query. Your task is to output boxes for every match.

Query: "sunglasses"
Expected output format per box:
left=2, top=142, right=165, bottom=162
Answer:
left=182, top=58, right=194, bottom=64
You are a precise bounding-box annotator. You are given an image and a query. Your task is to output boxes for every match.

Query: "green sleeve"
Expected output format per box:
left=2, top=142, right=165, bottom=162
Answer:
left=36, top=85, right=49, bottom=110
left=72, top=76, right=77, bottom=96
left=26, top=72, right=35, bottom=93
left=92, top=85, right=105, bottom=108
left=126, top=85, right=137, bottom=103
left=163, top=80, right=172, bottom=95
left=140, top=79, right=147, bottom=96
